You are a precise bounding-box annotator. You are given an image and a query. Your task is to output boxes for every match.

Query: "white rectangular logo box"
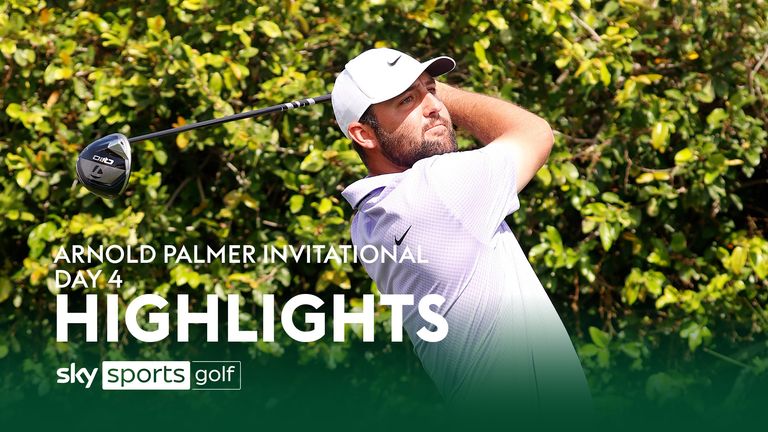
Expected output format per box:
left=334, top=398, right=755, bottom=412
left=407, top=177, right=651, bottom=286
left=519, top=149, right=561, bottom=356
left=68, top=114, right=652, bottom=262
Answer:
left=102, top=361, right=191, bottom=390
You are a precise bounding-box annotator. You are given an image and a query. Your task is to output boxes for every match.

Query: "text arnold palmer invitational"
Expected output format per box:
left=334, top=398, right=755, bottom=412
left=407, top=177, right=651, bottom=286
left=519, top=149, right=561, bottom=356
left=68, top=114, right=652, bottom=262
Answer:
left=54, top=243, right=429, bottom=265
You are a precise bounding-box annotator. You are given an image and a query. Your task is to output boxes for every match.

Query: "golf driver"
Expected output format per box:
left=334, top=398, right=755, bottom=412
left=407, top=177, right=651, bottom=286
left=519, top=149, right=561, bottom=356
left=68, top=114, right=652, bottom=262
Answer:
left=76, top=94, right=331, bottom=199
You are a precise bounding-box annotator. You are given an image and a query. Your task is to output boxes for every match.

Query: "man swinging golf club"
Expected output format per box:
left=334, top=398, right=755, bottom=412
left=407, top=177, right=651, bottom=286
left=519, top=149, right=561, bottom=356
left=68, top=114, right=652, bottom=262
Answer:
left=333, top=48, right=592, bottom=418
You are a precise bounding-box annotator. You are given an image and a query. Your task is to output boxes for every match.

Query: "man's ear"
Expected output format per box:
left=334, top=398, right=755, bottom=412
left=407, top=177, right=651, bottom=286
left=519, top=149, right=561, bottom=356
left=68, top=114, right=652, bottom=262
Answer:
left=348, top=122, right=378, bottom=150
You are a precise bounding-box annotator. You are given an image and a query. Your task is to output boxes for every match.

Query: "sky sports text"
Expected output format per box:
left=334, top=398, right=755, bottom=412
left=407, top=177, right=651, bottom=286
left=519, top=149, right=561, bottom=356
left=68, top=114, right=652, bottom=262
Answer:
left=56, top=361, right=241, bottom=390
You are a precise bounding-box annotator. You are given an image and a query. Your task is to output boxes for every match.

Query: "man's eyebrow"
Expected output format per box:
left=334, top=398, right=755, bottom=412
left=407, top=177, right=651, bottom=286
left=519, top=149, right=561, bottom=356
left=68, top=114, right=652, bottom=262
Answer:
left=400, top=81, right=420, bottom=96
left=398, top=76, right=436, bottom=98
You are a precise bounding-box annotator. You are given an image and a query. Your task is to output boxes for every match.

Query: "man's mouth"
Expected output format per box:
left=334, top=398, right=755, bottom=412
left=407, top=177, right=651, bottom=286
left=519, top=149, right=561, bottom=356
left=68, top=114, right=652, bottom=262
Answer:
left=425, top=123, right=446, bottom=132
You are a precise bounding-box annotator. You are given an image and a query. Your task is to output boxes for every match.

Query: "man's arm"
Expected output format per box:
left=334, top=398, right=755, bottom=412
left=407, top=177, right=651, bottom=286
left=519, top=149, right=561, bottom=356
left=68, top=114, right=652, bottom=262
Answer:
left=436, top=81, right=554, bottom=192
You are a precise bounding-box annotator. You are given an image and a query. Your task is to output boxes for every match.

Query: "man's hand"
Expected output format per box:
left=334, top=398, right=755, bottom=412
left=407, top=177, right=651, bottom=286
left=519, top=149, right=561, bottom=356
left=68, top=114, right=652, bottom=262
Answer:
left=436, top=81, right=553, bottom=193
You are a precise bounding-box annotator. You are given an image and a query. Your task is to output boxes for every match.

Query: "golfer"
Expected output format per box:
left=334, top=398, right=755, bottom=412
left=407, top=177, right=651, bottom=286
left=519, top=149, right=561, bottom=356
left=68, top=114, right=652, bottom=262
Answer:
left=332, top=48, right=592, bottom=416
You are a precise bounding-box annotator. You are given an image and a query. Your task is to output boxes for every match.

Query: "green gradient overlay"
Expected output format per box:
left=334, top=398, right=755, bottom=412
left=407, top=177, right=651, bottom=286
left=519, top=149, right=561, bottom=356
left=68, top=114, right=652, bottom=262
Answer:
left=3, top=325, right=766, bottom=431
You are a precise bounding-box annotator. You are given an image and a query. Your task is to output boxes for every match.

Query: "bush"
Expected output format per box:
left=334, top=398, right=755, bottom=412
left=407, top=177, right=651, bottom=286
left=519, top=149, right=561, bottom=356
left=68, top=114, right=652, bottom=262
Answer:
left=1, top=0, right=766, bottom=419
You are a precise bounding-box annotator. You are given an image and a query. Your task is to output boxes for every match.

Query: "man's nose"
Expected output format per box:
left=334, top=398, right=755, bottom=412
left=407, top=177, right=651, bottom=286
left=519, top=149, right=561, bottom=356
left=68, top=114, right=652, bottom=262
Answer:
left=422, top=92, right=443, bottom=118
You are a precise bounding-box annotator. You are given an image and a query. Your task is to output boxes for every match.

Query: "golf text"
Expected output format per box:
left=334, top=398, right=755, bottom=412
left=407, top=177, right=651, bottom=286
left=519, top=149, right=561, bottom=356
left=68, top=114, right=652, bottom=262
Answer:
left=56, top=361, right=241, bottom=390
left=56, top=293, right=448, bottom=343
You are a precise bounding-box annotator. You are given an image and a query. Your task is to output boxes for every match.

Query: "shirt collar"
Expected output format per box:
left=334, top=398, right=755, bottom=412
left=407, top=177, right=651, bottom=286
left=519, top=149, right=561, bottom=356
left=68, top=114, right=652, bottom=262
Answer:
left=342, top=173, right=401, bottom=210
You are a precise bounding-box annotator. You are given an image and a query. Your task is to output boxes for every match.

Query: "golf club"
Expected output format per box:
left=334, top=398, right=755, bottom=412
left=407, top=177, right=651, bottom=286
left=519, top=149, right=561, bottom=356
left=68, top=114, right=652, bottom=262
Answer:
left=76, top=94, right=331, bottom=199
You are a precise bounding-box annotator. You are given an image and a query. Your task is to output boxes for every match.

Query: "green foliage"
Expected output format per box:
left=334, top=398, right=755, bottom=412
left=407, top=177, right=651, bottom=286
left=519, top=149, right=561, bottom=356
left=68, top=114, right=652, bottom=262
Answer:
left=1, top=0, right=766, bottom=409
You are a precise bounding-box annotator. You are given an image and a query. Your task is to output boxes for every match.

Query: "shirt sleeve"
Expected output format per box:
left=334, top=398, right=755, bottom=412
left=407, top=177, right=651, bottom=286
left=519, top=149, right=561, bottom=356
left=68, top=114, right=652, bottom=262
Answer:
left=416, top=143, right=520, bottom=244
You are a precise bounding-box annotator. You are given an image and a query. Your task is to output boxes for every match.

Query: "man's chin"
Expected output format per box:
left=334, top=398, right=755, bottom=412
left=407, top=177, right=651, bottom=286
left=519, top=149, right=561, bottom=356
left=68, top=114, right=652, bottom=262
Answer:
left=416, top=140, right=458, bottom=161
left=379, top=130, right=457, bottom=168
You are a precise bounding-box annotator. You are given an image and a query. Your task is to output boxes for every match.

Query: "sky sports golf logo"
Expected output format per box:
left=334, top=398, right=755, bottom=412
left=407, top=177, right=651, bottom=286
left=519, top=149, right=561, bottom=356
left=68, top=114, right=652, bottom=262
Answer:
left=56, top=361, right=241, bottom=390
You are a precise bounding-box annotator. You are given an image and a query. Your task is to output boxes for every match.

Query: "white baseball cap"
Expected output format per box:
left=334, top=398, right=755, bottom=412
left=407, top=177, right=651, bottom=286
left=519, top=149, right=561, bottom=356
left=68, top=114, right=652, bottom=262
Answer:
left=332, top=48, right=455, bottom=139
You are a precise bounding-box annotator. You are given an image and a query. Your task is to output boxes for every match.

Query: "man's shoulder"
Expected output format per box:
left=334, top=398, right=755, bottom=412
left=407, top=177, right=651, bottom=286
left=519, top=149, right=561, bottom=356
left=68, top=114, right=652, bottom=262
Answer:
left=341, top=173, right=402, bottom=210
left=343, top=146, right=517, bottom=212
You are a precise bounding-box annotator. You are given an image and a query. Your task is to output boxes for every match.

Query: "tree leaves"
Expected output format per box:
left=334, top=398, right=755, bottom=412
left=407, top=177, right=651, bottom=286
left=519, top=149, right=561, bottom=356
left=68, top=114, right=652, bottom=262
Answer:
left=0, top=0, right=766, bottom=411
left=258, top=20, right=282, bottom=38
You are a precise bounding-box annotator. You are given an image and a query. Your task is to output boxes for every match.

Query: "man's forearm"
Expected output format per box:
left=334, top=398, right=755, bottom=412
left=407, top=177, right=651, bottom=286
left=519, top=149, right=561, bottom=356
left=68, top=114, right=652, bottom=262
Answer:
left=436, top=81, right=553, bottom=147
left=435, top=81, right=553, bottom=192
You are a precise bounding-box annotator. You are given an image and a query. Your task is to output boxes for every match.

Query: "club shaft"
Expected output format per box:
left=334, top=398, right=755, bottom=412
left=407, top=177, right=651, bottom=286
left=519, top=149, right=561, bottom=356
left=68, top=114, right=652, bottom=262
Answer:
left=127, top=94, right=332, bottom=144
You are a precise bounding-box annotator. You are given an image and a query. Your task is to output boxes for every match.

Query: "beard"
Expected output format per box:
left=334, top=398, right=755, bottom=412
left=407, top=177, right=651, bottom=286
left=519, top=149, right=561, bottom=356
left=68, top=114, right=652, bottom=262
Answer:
left=375, top=122, right=458, bottom=168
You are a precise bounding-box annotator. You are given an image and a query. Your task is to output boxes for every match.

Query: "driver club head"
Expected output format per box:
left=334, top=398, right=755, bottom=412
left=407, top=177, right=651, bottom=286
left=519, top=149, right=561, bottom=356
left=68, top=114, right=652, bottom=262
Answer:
left=76, top=133, right=132, bottom=199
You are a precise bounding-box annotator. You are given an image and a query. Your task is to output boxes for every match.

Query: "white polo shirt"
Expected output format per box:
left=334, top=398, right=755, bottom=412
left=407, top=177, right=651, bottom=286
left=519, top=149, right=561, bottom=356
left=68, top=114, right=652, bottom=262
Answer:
left=342, top=144, right=591, bottom=411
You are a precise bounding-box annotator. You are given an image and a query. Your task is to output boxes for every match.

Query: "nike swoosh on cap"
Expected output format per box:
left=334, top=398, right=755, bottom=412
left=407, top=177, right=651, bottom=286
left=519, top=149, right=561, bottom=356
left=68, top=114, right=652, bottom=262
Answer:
left=387, top=55, right=402, bottom=66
